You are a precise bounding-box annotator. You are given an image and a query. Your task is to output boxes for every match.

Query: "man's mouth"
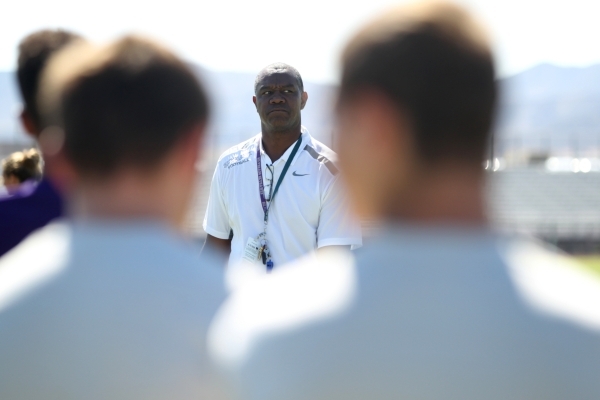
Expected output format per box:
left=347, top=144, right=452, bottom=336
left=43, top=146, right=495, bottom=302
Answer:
left=268, top=109, right=289, bottom=114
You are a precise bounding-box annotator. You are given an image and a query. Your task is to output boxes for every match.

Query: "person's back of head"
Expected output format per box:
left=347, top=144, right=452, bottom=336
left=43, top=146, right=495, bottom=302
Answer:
left=336, top=1, right=495, bottom=223
left=0, top=35, right=228, bottom=399
left=39, top=35, right=210, bottom=226
left=17, top=29, right=82, bottom=136
left=2, top=148, right=42, bottom=192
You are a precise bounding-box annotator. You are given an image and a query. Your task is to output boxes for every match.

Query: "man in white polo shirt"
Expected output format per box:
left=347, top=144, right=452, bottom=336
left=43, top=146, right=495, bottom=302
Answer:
left=203, top=63, right=361, bottom=272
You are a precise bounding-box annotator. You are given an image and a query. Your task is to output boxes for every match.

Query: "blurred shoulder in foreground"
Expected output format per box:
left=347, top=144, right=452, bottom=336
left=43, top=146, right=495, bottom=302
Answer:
left=0, top=220, right=228, bottom=399
left=209, top=235, right=600, bottom=400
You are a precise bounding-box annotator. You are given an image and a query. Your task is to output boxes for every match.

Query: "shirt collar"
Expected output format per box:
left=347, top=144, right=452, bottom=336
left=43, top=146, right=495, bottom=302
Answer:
left=259, top=126, right=309, bottom=165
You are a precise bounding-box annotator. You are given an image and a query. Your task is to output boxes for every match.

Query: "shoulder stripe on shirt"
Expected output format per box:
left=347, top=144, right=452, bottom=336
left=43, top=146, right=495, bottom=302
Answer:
left=303, top=145, right=339, bottom=176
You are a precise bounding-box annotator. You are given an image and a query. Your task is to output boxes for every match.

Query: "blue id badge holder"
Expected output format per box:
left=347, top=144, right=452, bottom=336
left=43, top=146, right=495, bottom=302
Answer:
left=257, top=232, right=274, bottom=273
left=262, top=242, right=274, bottom=273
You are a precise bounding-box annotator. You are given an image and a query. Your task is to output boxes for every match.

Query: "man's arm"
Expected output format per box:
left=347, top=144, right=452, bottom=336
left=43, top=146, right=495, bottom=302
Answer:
left=317, top=176, right=363, bottom=250
left=203, top=234, right=232, bottom=257
left=203, top=160, right=234, bottom=260
left=318, top=245, right=351, bottom=254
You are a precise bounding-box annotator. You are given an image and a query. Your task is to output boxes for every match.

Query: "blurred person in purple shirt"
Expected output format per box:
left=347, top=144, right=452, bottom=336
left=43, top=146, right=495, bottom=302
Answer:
left=0, top=30, right=81, bottom=256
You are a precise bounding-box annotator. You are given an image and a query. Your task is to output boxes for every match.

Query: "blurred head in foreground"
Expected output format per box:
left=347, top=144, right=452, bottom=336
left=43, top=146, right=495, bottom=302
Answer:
left=2, top=148, right=42, bottom=192
left=39, top=36, right=209, bottom=227
left=17, top=29, right=82, bottom=136
left=336, top=0, right=495, bottom=223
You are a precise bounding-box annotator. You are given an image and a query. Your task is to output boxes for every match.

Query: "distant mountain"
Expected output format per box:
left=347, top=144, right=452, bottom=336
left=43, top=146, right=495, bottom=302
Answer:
left=495, top=63, right=600, bottom=156
left=0, top=72, right=26, bottom=143
left=194, top=67, right=336, bottom=153
left=2, top=63, right=600, bottom=157
left=0, top=67, right=337, bottom=154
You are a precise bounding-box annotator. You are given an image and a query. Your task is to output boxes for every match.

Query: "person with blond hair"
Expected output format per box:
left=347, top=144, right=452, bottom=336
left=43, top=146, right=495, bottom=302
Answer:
left=2, top=148, right=43, bottom=193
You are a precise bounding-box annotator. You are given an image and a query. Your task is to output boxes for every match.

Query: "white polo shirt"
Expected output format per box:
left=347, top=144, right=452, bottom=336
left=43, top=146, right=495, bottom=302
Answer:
left=203, top=126, right=362, bottom=269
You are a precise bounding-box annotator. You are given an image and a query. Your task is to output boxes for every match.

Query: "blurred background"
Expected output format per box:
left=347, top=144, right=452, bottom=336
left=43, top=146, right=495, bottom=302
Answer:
left=1, top=0, right=600, bottom=268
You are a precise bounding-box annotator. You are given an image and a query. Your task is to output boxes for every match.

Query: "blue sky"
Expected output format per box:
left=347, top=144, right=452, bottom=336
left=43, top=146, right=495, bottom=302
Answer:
left=1, top=0, right=600, bottom=83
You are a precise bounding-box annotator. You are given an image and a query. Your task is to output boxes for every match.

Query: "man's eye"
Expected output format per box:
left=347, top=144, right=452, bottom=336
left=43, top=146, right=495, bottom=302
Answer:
left=284, top=90, right=292, bottom=93
left=263, top=91, right=271, bottom=95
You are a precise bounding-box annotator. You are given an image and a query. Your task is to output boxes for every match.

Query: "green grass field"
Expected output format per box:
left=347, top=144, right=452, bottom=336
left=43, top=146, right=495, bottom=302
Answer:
left=575, top=256, right=600, bottom=276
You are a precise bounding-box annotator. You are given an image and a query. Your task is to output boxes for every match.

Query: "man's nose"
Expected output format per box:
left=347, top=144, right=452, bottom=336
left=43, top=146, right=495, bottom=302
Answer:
left=270, top=93, right=285, bottom=104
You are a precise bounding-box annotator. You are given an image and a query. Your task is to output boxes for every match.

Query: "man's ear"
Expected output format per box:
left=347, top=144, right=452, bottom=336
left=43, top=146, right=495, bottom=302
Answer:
left=300, top=91, right=308, bottom=110
left=336, top=90, right=418, bottom=220
left=43, top=150, right=77, bottom=194
left=178, top=122, right=206, bottom=172
left=350, top=90, right=417, bottom=176
left=252, top=95, right=258, bottom=111
left=20, top=108, right=39, bottom=138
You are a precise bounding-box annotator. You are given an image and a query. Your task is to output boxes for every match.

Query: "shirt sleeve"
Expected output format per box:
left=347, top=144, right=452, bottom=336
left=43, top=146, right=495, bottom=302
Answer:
left=203, top=163, right=231, bottom=240
left=317, top=175, right=362, bottom=249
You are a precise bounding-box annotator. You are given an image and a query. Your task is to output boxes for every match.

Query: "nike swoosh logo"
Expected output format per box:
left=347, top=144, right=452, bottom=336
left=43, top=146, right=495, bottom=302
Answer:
left=293, top=171, right=309, bottom=176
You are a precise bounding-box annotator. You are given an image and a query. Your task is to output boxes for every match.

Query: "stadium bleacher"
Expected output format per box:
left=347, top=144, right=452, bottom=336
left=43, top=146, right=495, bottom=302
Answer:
left=187, top=160, right=600, bottom=254
left=487, top=167, right=600, bottom=253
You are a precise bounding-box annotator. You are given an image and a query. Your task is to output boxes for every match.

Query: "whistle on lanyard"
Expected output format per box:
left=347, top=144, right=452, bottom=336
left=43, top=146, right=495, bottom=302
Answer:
left=260, top=245, right=274, bottom=273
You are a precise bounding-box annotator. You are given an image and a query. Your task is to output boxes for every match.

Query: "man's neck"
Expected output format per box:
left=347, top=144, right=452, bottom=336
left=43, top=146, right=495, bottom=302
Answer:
left=260, top=125, right=302, bottom=162
left=383, top=165, right=487, bottom=226
left=68, top=170, right=186, bottom=229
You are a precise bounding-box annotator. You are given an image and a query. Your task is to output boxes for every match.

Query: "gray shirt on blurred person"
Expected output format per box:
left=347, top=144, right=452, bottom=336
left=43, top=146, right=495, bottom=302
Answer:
left=0, top=220, right=228, bottom=399
left=208, top=227, right=600, bottom=400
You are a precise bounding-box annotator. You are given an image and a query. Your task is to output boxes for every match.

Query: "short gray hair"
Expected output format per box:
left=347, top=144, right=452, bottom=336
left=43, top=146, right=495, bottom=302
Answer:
left=254, top=63, right=304, bottom=94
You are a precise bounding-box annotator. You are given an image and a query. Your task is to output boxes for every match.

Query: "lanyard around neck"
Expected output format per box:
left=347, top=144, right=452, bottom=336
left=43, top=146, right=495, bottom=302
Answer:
left=256, top=135, right=303, bottom=224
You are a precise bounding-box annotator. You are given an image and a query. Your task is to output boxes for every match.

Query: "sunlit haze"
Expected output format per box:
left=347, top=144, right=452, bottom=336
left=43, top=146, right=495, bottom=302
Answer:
left=2, top=0, right=600, bottom=82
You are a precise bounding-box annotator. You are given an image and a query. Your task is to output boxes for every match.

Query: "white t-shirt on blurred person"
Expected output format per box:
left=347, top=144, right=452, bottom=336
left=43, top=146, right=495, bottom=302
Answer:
left=0, top=220, right=229, bottom=400
left=208, top=227, right=600, bottom=400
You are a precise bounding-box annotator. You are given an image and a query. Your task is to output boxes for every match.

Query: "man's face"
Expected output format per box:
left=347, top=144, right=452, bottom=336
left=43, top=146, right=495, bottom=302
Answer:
left=253, top=71, right=307, bottom=132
